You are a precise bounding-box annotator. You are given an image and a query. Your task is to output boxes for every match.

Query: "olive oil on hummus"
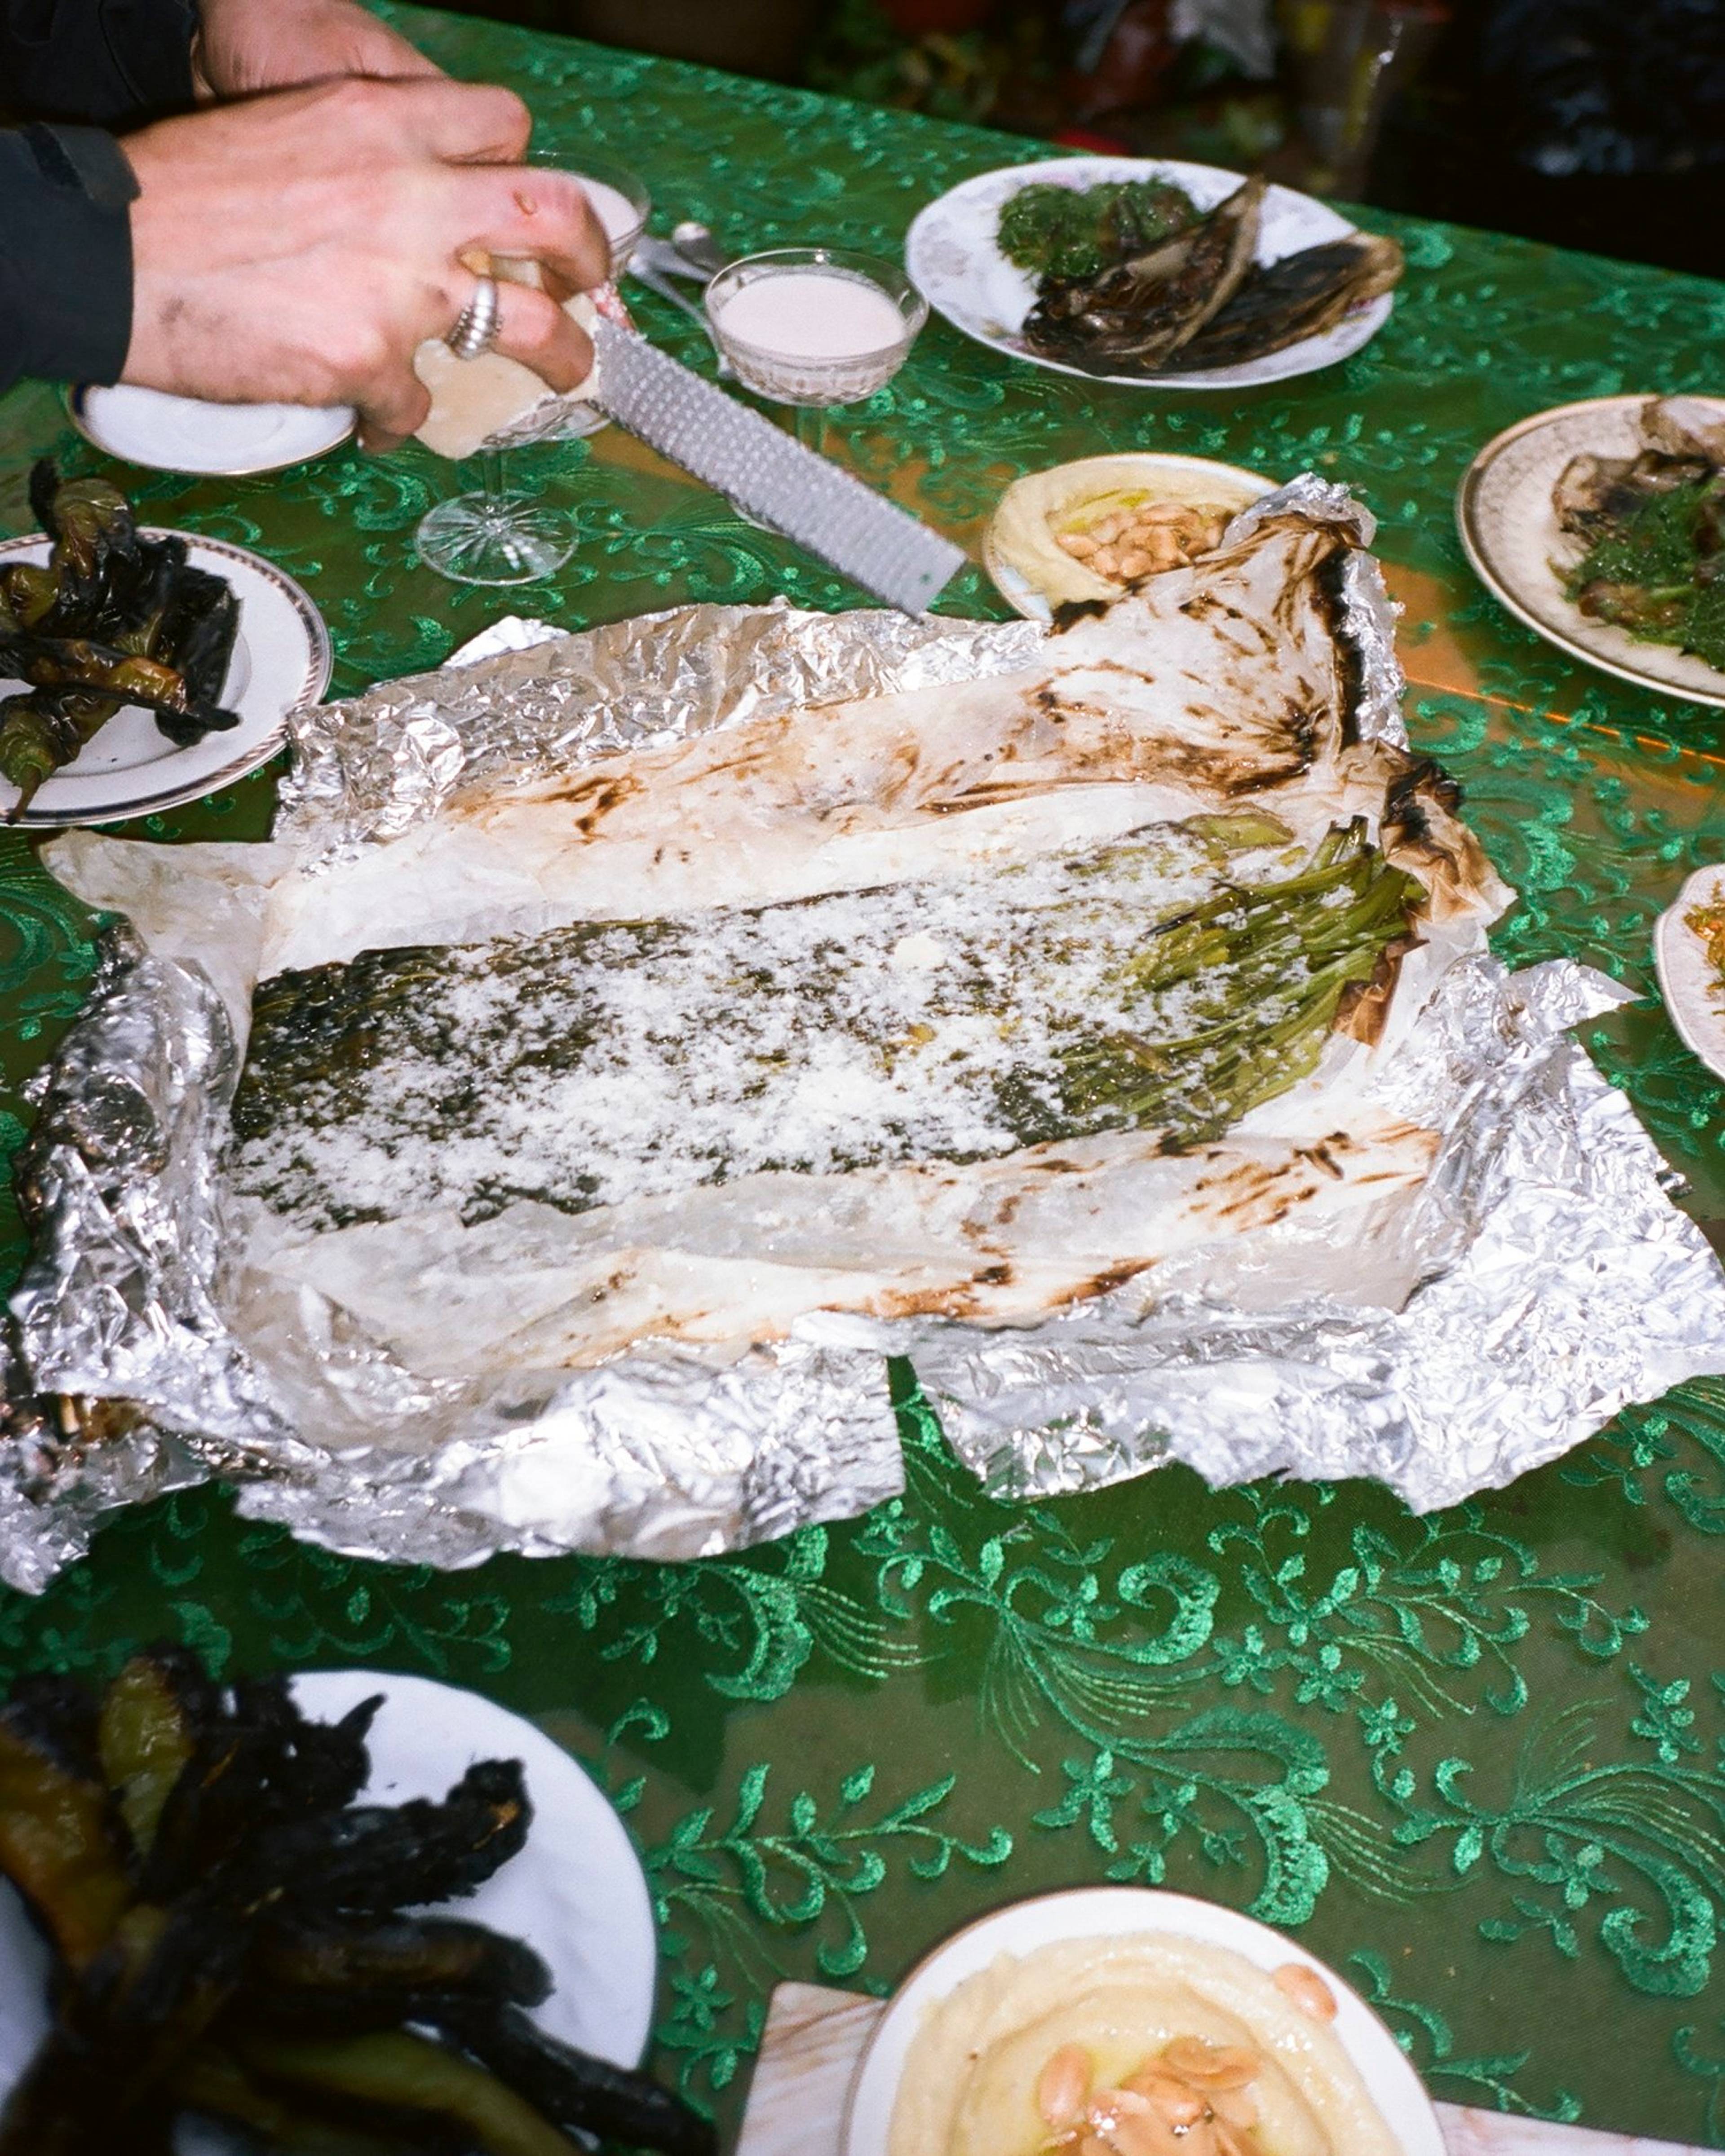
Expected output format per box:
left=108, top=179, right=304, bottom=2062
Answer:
left=886, top=1935, right=1400, bottom=2156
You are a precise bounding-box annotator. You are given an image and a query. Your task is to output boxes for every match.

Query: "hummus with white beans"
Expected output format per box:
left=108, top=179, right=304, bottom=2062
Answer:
left=989, top=464, right=1260, bottom=608
left=886, top=1935, right=1401, bottom=2156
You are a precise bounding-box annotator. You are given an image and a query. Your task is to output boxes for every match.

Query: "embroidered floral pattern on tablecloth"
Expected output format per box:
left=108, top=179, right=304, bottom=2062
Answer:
left=5, top=6, right=1725, bottom=2138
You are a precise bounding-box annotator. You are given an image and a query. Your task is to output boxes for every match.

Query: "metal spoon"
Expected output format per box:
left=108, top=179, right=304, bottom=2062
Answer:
left=624, top=257, right=735, bottom=379
left=671, top=221, right=730, bottom=278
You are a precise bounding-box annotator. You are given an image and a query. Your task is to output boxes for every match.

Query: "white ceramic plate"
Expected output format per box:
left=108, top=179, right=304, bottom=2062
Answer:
left=1457, top=393, right=1725, bottom=708
left=0, top=527, right=330, bottom=826
left=70, top=384, right=354, bottom=475
left=0, top=1670, right=658, bottom=2154
left=842, top=1886, right=1445, bottom=2156
left=1656, top=864, right=1725, bottom=1078
left=905, top=157, right=1396, bottom=390
left=984, top=450, right=1276, bottom=621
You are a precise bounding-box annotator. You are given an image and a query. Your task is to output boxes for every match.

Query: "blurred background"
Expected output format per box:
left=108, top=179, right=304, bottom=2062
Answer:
left=425, top=0, right=1725, bottom=277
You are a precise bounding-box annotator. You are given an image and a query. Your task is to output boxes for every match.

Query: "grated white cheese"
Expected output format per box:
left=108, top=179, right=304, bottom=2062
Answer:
left=231, top=823, right=1309, bottom=1233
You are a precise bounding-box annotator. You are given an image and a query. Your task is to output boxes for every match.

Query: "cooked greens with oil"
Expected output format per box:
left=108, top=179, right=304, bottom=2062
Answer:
left=996, top=177, right=1198, bottom=282
left=1554, top=397, right=1725, bottom=672
left=1000, top=171, right=1404, bottom=378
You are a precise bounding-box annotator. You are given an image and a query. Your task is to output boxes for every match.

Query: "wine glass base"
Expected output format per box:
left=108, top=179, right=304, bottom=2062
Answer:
left=417, top=493, right=576, bottom=585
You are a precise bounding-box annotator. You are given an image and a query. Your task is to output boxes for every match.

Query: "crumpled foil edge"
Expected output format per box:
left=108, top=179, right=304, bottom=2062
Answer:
left=896, top=954, right=1725, bottom=1515
left=276, top=597, right=1044, bottom=867
left=4, top=928, right=905, bottom=1588
left=8, top=481, right=1725, bottom=1586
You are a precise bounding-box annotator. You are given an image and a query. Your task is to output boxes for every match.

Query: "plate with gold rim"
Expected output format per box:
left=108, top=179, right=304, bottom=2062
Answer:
left=1656, top=864, right=1725, bottom=1080
left=68, top=384, right=355, bottom=476
left=1457, top=393, right=1725, bottom=708
left=0, top=527, right=330, bottom=827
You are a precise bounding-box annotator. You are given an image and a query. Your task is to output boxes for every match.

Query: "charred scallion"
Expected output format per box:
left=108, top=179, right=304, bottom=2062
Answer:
left=1058, top=819, right=1423, bottom=1142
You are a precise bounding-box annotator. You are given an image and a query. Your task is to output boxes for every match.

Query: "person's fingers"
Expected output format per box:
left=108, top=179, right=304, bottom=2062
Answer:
left=376, top=76, right=531, bottom=162
left=359, top=41, right=446, bottom=81
left=489, top=281, right=596, bottom=393
left=353, top=18, right=446, bottom=78
left=439, top=163, right=611, bottom=293
left=358, top=283, right=592, bottom=450
left=356, top=365, right=432, bottom=451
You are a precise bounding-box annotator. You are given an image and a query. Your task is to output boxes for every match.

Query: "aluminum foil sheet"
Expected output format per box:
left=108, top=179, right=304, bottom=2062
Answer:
left=1222, top=476, right=1408, bottom=750
left=902, top=955, right=1725, bottom=1513
left=278, top=597, right=1042, bottom=865
left=8, top=487, right=1725, bottom=1590
left=6, top=927, right=902, bottom=1587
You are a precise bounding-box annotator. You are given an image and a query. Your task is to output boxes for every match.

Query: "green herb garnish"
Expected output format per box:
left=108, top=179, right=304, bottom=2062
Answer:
left=1563, top=475, right=1725, bottom=671
left=997, top=178, right=1196, bottom=283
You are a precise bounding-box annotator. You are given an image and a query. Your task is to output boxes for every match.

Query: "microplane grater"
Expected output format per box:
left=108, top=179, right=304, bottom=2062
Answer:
left=588, top=319, right=967, bottom=615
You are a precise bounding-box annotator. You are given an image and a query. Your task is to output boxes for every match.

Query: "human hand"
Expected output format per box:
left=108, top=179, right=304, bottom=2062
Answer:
left=121, top=77, right=610, bottom=448
left=193, top=0, right=440, bottom=97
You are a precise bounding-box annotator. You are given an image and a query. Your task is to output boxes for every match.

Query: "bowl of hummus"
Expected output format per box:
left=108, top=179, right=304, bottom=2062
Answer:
left=984, top=453, right=1275, bottom=622
left=843, top=1888, right=1442, bottom=2156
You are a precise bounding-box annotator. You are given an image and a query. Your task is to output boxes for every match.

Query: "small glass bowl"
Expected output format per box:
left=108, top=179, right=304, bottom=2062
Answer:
left=703, top=247, right=927, bottom=409
left=563, top=155, right=652, bottom=276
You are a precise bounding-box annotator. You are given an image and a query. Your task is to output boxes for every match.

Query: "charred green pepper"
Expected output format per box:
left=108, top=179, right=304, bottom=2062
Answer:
left=440, top=2003, right=719, bottom=2156
left=175, top=2044, right=423, bottom=2155
left=0, top=1709, right=131, bottom=1969
left=239, top=2029, right=577, bottom=2156
left=0, top=632, right=238, bottom=744
left=97, top=1650, right=215, bottom=1865
left=253, top=1914, right=551, bottom=2033
left=0, top=465, right=242, bottom=812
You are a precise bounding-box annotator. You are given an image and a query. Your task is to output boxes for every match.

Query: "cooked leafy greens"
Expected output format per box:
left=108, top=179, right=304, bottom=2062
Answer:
left=1553, top=403, right=1725, bottom=672
left=1005, top=175, right=1403, bottom=380
left=1561, top=474, right=1725, bottom=670
left=997, top=177, right=1196, bottom=283
left=230, top=817, right=1423, bottom=1236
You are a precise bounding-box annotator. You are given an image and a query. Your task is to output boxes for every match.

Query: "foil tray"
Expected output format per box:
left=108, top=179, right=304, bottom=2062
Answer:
left=5, top=486, right=1725, bottom=1592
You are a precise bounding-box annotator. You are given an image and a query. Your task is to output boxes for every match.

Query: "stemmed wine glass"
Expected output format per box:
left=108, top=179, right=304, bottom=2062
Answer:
left=415, top=156, right=650, bottom=586
left=703, top=247, right=927, bottom=459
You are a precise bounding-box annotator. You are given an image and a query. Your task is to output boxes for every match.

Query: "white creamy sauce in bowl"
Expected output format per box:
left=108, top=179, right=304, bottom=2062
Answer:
left=711, top=268, right=907, bottom=359
left=570, top=174, right=646, bottom=264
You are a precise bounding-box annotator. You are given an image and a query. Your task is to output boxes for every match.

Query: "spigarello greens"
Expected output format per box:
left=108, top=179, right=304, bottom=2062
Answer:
left=230, top=814, right=1421, bottom=1236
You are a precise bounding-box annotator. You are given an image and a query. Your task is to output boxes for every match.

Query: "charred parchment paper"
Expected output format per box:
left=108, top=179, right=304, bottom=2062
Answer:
left=6, top=485, right=1725, bottom=1592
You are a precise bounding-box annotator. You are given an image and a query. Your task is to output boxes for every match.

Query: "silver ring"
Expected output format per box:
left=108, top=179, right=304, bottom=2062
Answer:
left=446, top=273, right=501, bottom=360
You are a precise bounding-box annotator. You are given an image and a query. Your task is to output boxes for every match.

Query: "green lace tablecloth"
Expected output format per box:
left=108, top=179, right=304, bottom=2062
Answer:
left=7, top=7, right=1725, bottom=2141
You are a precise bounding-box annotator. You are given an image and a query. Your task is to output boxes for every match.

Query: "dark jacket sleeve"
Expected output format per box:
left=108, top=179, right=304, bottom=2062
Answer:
left=2, top=0, right=198, bottom=126
left=0, top=123, right=139, bottom=392
left=0, top=1, right=198, bottom=393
